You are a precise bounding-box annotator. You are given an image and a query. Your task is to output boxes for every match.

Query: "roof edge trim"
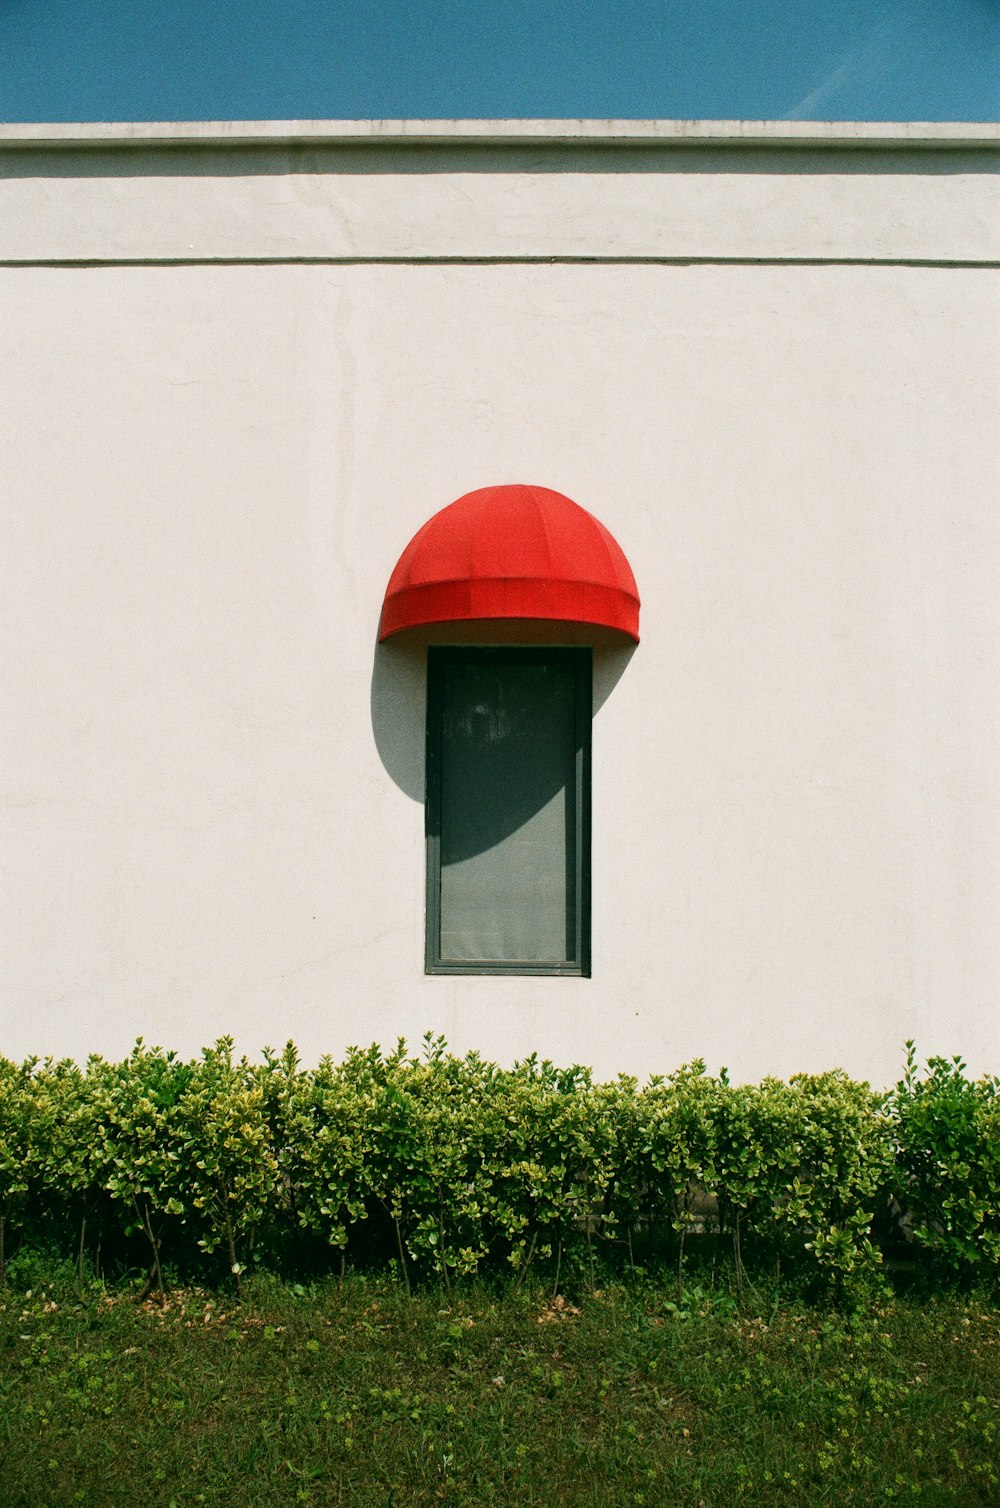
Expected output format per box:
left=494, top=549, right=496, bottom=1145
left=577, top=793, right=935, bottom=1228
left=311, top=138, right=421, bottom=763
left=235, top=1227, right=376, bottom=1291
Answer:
left=2, top=119, right=999, bottom=153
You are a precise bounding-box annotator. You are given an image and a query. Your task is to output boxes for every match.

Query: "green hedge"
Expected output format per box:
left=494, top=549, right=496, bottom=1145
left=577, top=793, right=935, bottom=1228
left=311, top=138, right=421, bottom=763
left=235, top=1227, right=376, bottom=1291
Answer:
left=0, top=1036, right=996, bottom=1297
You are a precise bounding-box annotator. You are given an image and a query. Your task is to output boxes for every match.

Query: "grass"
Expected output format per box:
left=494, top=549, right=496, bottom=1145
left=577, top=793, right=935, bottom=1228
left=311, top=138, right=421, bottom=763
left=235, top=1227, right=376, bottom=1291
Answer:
left=0, top=1266, right=997, bottom=1506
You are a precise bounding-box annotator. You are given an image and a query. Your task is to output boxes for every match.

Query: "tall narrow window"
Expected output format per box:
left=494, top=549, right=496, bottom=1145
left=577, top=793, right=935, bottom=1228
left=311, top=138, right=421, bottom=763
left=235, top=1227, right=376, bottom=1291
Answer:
left=426, top=647, right=591, bottom=975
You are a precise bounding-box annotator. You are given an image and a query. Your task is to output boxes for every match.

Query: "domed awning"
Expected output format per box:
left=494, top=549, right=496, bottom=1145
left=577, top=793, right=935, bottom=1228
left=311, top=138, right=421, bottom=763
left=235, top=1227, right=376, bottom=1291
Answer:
left=378, top=484, right=640, bottom=642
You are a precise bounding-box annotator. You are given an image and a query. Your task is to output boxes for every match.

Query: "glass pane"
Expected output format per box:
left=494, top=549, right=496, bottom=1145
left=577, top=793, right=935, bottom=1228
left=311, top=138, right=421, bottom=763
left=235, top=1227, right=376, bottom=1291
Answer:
left=438, top=660, right=578, bottom=962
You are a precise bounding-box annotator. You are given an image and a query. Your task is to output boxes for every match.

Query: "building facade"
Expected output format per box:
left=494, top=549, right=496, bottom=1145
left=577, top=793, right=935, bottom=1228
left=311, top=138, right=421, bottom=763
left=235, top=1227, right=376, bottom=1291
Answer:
left=2, top=119, right=998, bottom=1082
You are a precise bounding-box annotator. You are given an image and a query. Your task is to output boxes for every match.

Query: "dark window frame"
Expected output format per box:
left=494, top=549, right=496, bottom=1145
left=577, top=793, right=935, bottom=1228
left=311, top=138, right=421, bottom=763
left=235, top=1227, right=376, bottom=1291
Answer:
left=425, top=645, right=592, bottom=977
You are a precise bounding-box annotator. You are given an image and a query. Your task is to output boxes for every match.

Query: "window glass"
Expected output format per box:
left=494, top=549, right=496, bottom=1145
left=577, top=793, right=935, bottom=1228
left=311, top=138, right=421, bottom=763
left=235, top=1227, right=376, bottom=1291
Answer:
left=426, top=648, right=591, bottom=974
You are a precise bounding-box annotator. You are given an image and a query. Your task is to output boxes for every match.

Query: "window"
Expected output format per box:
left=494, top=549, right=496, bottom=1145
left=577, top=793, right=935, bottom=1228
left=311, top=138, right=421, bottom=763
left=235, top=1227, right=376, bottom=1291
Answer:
left=425, top=647, right=591, bottom=975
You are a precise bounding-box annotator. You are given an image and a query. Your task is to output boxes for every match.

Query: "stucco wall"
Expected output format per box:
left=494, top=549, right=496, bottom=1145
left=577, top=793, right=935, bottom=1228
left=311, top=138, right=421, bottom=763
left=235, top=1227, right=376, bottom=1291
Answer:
left=2, top=123, right=998, bottom=1082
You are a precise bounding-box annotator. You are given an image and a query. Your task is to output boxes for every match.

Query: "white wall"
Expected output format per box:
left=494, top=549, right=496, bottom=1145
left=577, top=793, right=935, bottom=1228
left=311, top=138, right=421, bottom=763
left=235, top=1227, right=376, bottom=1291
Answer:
left=2, top=123, right=998, bottom=1082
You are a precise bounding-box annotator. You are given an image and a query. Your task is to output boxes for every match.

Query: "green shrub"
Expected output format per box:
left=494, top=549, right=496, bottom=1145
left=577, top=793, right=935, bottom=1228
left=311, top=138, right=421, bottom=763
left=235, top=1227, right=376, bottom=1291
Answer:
left=889, top=1042, right=1000, bottom=1279
left=622, top=1061, right=721, bottom=1272
left=0, top=1037, right=995, bottom=1298
left=257, top=1040, right=370, bottom=1265
left=175, top=1038, right=284, bottom=1293
left=99, top=1042, right=193, bottom=1296
left=0, top=1055, right=36, bottom=1283
left=26, top=1057, right=108, bottom=1283
left=763, top=1071, right=889, bottom=1292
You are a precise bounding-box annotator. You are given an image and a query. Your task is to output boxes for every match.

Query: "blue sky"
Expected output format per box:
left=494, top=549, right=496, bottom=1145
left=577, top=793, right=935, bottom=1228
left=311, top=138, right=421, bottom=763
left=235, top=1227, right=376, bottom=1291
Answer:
left=0, top=0, right=997, bottom=123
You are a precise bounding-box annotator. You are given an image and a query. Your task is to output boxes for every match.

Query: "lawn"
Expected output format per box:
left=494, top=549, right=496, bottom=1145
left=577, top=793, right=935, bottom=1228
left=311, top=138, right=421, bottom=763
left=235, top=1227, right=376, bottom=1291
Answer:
left=1, top=1269, right=997, bottom=1506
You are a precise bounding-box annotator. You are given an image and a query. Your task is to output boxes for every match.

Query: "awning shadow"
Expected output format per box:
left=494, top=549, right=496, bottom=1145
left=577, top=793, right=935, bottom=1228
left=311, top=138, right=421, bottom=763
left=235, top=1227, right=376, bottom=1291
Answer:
left=370, top=621, right=636, bottom=804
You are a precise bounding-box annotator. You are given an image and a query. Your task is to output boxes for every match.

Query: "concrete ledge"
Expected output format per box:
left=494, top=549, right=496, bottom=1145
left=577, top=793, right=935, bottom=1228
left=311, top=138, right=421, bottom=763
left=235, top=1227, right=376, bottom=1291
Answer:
left=2, top=118, right=1000, bottom=152
left=1, top=119, right=996, bottom=264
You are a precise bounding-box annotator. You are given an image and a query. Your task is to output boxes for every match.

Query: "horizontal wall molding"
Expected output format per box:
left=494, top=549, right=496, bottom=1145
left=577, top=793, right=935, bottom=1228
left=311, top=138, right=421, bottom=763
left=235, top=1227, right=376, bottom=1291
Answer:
left=3, top=255, right=998, bottom=270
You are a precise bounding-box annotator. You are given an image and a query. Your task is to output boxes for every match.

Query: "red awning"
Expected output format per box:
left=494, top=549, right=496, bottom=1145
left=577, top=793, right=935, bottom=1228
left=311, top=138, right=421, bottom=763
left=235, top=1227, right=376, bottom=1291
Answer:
left=378, top=484, right=640, bottom=642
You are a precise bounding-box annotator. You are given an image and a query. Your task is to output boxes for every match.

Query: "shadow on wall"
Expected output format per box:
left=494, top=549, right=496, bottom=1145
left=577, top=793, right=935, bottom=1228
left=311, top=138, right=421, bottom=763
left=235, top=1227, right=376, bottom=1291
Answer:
left=370, top=621, right=636, bottom=805
left=7, top=142, right=981, bottom=184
